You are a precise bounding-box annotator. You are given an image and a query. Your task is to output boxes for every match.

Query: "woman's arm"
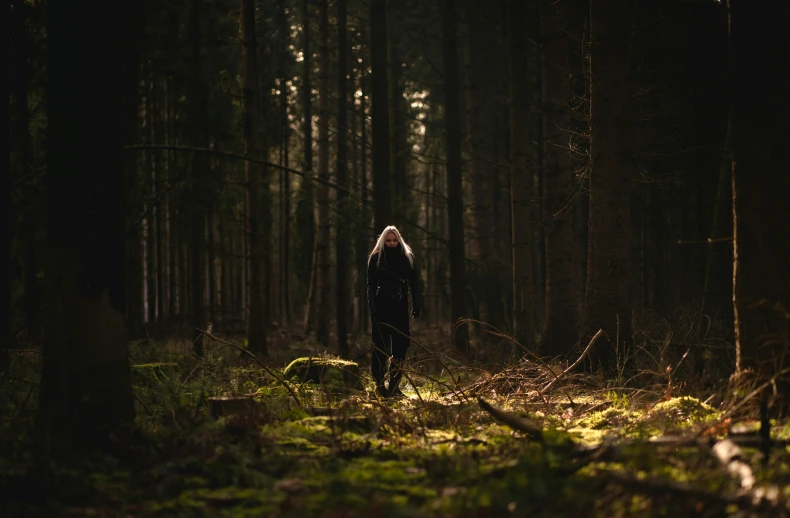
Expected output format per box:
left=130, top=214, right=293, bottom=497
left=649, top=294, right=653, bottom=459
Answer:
left=366, top=254, right=378, bottom=314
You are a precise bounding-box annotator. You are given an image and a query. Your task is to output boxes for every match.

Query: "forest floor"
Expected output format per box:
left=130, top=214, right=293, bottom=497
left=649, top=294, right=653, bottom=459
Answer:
left=2, top=325, right=790, bottom=517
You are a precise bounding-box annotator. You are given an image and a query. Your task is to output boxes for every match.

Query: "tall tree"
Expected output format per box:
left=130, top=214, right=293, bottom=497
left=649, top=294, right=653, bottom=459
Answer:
left=509, top=0, right=535, bottom=349
left=278, top=0, right=292, bottom=330
left=187, top=0, right=207, bottom=356
left=11, top=2, right=40, bottom=343
left=336, top=0, right=350, bottom=358
left=582, top=0, right=633, bottom=371
left=442, top=0, right=468, bottom=353
left=298, top=0, right=316, bottom=333
left=540, top=0, right=579, bottom=355
left=241, top=0, right=268, bottom=356
left=370, top=0, right=392, bottom=232
left=730, top=1, right=790, bottom=385
left=315, top=0, right=331, bottom=346
left=39, top=0, right=138, bottom=444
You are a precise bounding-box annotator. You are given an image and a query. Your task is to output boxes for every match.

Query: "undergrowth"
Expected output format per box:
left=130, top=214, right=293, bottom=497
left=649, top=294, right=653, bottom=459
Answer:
left=0, top=325, right=788, bottom=518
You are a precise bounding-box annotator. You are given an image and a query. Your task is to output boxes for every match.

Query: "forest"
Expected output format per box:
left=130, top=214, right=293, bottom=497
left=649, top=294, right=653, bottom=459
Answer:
left=3, top=0, right=790, bottom=516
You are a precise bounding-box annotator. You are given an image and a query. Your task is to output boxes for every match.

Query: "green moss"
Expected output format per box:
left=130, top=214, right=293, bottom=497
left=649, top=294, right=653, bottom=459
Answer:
left=645, top=396, right=720, bottom=430
left=283, top=357, right=362, bottom=390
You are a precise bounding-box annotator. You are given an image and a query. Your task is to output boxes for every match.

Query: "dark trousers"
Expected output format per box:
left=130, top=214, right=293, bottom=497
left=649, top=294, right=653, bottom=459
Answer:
left=371, top=295, right=410, bottom=390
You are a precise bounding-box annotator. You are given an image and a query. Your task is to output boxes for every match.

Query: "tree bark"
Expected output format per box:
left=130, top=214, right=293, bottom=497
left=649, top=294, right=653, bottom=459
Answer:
left=336, top=0, right=350, bottom=358
left=39, top=0, right=138, bottom=445
left=730, top=1, right=790, bottom=387
left=278, top=0, right=292, bottom=331
left=357, top=51, right=370, bottom=334
left=540, top=0, right=579, bottom=356
left=299, top=0, right=317, bottom=334
left=702, top=113, right=732, bottom=318
left=583, top=0, right=633, bottom=372
left=315, top=0, right=331, bottom=347
left=241, top=0, right=268, bottom=356
left=442, top=0, right=469, bottom=353
left=12, top=3, right=40, bottom=344
left=370, top=0, right=392, bottom=233
left=509, top=0, right=535, bottom=349
left=188, top=0, right=206, bottom=355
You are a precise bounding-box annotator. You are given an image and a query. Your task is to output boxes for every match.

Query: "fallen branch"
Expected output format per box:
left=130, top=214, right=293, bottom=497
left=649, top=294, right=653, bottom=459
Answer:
left=606, top=471, right=788, bottom=514
left=540, top=329, right=604, bottom=396
left=711, top=439, right=755, bottom=489
left=477, top=398, right=543, bottom=443
left=200, top=330, right=302, bottom=407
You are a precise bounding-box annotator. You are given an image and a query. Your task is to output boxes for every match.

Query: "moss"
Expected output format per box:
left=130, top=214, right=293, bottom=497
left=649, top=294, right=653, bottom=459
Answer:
left=575, top=407, right=637, bottom=430
left=645, top=396, right=720, bottom=430
left=283, top=357, right=362, bottom=390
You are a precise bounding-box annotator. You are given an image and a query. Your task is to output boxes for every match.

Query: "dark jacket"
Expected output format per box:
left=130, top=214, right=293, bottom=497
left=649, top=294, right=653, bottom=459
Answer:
left=367, top=246, right=422, bottom=314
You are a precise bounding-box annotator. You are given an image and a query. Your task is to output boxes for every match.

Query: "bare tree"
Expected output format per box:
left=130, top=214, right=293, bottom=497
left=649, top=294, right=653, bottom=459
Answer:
left=336, top=0, right=350, bottom=358
left=509, top=0, right=535, bottom=349
left=370, top=0, right=392, bottom=232
left=241, top=0, right=268, bottom=356
left=39, top=0, right=138, bottom=444
left=315, top=0, right=331, bottom=346
left=443, top=0, right=469, bottom=353
left=540, top=0, right=579, bottom=355
left=730, top=0, right=790, bottom=386
left=187, top=0, right=207, bottom=356
left=582, top=0, right=633, bottom=371
left=299, top=0, right=317, bottom=334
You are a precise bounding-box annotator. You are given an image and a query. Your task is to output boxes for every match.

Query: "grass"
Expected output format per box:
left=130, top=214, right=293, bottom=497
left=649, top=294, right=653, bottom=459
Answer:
left=1, top=325, right=789, bottom=517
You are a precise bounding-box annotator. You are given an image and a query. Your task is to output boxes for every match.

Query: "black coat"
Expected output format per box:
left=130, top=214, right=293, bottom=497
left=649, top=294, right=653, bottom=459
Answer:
left=367, top=245, right=422, bottom=315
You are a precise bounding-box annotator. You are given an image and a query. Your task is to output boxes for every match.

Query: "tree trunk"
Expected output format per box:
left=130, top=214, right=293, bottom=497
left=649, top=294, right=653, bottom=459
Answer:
left=12, top=4, right=40, bottom=344
left=299, top=0, right=317, bottom=333
left=278, top=0, right=292, bottom=331
left=462, top=0, right=492, bottom=338
left=148, top=71, right=160, bottom=325
left=357, top=53, right=370, bottom=334
left=701, top=113, right=732, bottom=318
left=583, top=0, right=633, bottom=372
left=370, top=0, right=392, bottom=233
left=315, top=0, right=331, bottom=347
left=39, top=0, right=138, bottom=445
left=509, top=0, right=535, bottom=350
left=730, top=1, right=790, bottom=387
left=442, top=0, right=468, bottom=353
left=241, top=0, right=268, bottom=356
left=540, top=0, right=579, bottom=356
left=336, top=0, right=350, bottom=358
left=187, top=0, right=207, bottom=355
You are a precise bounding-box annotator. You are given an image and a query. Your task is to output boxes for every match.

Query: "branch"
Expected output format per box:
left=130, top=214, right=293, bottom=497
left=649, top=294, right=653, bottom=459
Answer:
left=125, top=144, right=361, bottom=198
left=477, top=398, right=544, bottom=443
left=200, top=329, right=302, bottom=407
left=540, top=329, right=604, bottom=396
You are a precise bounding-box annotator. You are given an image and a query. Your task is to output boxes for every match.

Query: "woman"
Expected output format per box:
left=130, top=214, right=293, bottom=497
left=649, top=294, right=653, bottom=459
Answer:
left=367, top=226, right=422, bottom=398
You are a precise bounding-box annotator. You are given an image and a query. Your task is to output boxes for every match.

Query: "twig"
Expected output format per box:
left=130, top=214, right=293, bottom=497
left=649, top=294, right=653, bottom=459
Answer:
left=477, top=398, right=544, bottom=443
left=377, top=322, right=471, bottom=402
left=125, top=144, right=357, bottom=197
left=540, top=329, right=604, bottom=396
left=199, top=330, right=302, bottom=407
left=693, top=369, right=790, bottom=440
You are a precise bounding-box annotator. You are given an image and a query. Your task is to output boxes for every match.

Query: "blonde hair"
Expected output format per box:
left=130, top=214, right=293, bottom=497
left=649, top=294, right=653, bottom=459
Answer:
left=369, top=225, right=414, bottom=268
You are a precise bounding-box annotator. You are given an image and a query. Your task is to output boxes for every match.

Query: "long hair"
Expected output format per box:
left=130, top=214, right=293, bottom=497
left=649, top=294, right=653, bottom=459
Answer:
left=368, top=225, right=414, bottom=268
